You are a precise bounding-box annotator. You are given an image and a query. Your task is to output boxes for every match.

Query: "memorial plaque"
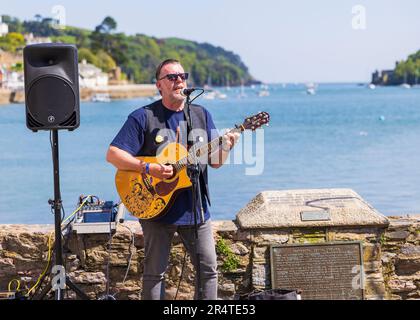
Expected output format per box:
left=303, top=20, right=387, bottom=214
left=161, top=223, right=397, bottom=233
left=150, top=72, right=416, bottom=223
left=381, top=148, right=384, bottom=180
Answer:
left=271, top=242, right=364, bottom=300
left=300, top=210, right=331, bottom=221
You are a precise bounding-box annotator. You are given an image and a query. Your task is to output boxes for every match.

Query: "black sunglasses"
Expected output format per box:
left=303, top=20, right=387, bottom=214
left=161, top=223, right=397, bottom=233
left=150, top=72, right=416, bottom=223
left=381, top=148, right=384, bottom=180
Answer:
left=159, top=73, right=189, bottom=81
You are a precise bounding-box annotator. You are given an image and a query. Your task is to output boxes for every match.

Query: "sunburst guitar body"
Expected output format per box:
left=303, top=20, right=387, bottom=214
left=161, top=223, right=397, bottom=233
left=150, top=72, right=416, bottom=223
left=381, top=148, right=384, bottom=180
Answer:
left=115, top=111, right=270, bottom=220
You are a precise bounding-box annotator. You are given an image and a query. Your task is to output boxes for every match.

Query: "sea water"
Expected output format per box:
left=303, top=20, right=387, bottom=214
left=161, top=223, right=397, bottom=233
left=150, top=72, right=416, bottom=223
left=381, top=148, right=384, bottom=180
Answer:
left=1, top=83, right=420, bottom=224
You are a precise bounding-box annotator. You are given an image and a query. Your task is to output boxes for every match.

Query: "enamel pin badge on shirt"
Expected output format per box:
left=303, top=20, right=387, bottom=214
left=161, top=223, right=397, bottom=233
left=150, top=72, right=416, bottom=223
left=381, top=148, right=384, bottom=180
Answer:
left=155, top=135, right=164, bottom=144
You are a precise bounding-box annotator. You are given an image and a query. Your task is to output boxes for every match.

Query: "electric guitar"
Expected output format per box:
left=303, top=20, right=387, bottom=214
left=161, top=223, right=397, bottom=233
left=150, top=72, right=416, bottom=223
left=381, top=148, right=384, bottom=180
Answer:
left=115, top=111, right=270, bottom=220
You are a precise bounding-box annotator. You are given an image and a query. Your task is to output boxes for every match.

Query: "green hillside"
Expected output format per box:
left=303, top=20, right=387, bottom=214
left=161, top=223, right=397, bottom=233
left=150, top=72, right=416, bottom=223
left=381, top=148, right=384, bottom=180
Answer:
left=1, top=15, right=258, bottom=86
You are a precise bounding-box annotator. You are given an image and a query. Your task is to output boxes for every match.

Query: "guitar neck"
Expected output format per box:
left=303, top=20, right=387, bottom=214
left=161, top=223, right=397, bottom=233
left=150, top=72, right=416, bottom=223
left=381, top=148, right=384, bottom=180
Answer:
left=173, top=126, right=244, bottom=170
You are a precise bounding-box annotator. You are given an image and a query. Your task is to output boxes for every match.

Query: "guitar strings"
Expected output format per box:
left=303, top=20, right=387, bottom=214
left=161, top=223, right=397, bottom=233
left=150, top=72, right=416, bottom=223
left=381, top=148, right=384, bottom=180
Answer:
left=173, top=127, right=242, bottom=171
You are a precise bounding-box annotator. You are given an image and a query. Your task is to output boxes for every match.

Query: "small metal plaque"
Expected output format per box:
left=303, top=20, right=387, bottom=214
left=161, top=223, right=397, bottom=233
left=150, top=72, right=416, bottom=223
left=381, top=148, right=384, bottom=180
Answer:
left=300, top=210, right=331, bottom=221
left=271, top=242, right=364, bottom=300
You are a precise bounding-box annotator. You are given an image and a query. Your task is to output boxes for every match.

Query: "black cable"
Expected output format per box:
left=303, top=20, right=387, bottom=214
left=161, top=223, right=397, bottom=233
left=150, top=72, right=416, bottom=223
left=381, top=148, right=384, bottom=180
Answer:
left=107, top=218, right=134, bottom=300
left=106, top=213, right=112, bottom=297
left=174, top=248, right=188, bottom=300
left=61, top=217, right=74, bottom=234
left=49, top=131, right=53, bottom=152
left=118, top=223, right=135, bottom=285
left=61, top=205, right=65, bottom=223
left=189, top=89, right=205, bottom=105
left=61, top=217, right=71, bottom=300
left=80, top=195, right=100, bottom=205
left=60, top=203, right=70, bottom=300
left=98, top=204, right=116, bottom=300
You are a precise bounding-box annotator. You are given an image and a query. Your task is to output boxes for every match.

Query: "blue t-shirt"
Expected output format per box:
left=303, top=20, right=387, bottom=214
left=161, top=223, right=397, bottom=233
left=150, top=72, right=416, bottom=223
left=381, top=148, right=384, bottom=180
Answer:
left=110, top=100, right=218, bottom=225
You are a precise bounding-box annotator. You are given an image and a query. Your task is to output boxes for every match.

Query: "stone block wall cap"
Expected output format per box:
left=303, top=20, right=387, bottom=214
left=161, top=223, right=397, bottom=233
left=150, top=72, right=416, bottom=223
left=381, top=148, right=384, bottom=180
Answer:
left=0, top=224, right=55, bottom=234
left=210, top=220, right=238, bottom=232
left=235, top=189, right=390, bottom=229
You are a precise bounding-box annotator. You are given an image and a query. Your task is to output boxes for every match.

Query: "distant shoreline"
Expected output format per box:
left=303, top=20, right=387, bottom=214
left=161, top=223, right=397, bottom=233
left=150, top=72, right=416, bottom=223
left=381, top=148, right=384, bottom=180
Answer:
left=0, top=84, right=158, bottom=105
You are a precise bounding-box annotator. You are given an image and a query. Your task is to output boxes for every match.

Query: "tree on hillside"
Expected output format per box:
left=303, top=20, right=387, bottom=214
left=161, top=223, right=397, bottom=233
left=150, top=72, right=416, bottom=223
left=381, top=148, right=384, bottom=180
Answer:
left=395, top=53, right=420, bottom=85
left=395, top=60, right=409, bottom=84
left=414, top=59, right=420, bottom=85
left=0, top=32, right=25, bottom=52
left=92, top=16, right=118, bottom=55
left=95, top=16, right=117, bottom=34
left=96, top=50, right=117, bottom=72
left=408, top=50, right=420, bottom=62
left=22, top=17, right=60, bottom=37
left=78, top=48, right=116, bottom=72
left=78, top=48, right=98, bottom=65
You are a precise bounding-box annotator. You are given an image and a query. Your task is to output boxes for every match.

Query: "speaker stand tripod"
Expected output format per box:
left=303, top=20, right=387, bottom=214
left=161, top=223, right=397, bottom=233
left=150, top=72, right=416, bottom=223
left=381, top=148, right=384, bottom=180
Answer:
left=33, top=130, right=89, bottom=300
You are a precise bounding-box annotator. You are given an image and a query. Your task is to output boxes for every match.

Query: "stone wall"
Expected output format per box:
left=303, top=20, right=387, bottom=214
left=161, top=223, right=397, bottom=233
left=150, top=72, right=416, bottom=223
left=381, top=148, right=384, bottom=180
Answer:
left=381, top=216, right=420, bottom=299
left=0, top=216, right=419, bottom=300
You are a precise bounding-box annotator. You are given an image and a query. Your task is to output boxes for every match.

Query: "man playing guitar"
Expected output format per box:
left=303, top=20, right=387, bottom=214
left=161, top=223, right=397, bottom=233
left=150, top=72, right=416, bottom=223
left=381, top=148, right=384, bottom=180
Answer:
left=106, top=59, right=240, bottom=300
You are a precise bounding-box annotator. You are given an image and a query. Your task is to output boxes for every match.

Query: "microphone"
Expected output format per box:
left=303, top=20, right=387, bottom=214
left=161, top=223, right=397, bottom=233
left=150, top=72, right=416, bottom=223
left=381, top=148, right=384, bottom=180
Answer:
left=179, top=88, right=197, bottom=97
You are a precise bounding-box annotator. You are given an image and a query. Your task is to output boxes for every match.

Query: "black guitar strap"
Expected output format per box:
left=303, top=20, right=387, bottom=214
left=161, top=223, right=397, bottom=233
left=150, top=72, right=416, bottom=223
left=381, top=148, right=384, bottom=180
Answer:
left=183, top=102, right=205, bottom=223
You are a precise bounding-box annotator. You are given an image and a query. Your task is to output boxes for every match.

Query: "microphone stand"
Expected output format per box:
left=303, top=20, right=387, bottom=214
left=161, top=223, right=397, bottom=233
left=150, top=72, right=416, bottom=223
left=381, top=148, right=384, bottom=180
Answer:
left=184, top=93, right=205, bottom=300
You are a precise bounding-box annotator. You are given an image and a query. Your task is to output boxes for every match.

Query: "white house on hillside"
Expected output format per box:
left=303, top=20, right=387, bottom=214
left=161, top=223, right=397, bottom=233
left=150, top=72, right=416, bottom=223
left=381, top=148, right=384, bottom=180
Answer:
left=24, top=33, right=52, bottom=45
left=0, top=67, right=6, bottom=87
left=0, top=17, right=8, bottom=36
left=78, top=59, right=109, bottom=88
left=3, top=71, right=24, bottom=90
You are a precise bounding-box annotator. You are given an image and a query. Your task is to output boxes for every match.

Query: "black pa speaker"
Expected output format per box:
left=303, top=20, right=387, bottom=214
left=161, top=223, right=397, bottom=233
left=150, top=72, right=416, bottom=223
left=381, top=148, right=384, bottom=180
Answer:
left=24, top=43, right=80, bottom=131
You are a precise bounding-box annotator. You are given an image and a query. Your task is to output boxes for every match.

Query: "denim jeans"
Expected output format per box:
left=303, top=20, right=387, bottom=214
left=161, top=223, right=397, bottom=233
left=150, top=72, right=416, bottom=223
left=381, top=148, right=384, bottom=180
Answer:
left=139, top=219, right=218, bottom=300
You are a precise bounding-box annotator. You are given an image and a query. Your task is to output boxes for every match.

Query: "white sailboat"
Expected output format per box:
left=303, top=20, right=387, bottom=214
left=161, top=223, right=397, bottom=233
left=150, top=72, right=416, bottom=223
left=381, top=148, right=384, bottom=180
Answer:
left=225, top=75, right=231, bottom=91
left=257, top=84, right=270, bottom=97
left=237, top=80, right=247, bottom=99
left=305, top=83, right=317, bottom=95
left=215, top=91, right=227, bottom=99
left=91, top=93, right=111, bottom=102
left=203, top=90, right=216, bottom=100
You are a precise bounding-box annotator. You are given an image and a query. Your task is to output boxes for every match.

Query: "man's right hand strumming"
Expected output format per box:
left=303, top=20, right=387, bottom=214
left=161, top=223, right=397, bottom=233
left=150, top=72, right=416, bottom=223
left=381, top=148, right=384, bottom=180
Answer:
left=106, top=146, right=173, bottom=179
left=147, top=163, right=173, bottom=180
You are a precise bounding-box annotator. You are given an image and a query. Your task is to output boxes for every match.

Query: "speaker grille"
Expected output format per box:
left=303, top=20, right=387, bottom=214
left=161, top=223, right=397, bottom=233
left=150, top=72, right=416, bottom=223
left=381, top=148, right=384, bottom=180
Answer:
left=26, top=76, right=76, bottom=128
left=26, top=113, right=44, bottom=129
left=59, top=111, right=77, bottom=127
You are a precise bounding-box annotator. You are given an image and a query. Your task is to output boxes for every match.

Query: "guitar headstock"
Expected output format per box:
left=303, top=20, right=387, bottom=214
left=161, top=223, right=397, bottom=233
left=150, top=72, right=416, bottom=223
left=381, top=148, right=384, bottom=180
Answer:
left=238, top=111, right=270, bottom=131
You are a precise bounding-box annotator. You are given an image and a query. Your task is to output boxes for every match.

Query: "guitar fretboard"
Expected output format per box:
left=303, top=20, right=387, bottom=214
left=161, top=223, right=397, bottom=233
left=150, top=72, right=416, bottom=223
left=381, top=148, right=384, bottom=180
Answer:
left=173, top=127, right=242, bottom=171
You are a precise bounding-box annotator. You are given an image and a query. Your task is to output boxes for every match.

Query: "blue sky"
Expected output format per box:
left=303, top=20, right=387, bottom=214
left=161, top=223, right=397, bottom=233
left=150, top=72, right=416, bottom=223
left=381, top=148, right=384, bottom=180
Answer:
left=2, top=0, right=420, bottom=83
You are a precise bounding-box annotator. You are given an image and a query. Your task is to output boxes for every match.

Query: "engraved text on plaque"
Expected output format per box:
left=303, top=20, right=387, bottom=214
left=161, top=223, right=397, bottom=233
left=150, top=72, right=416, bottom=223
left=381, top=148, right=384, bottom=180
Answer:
left=270, top=242, right=364, bottom=300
